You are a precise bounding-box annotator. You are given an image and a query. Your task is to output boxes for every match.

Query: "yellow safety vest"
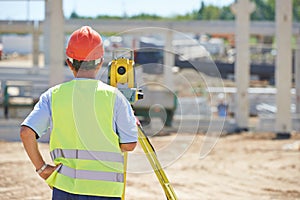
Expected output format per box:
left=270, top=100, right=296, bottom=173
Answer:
left=46, top=79, right=124, bottom=197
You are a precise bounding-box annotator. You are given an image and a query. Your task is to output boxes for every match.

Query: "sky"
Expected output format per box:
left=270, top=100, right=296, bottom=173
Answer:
left=0, top=0, right=235, bottom=21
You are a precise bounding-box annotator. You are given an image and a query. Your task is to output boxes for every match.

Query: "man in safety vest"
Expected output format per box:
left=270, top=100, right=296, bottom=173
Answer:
left=20, top=26, right=138, bottom=200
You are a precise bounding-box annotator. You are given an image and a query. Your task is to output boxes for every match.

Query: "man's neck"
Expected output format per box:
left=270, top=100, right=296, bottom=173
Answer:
left=75, top=70, right=96, bottom=79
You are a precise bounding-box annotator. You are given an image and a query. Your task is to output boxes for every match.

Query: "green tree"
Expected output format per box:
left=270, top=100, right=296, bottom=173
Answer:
left=96, top=15, right=122, bottom=20
left=250, top=0, right=299, bottom=22
left=174, top=13, right=194, bottom=20
left=70, top=11, right=80, bottom=19
left=130, top=13, right=163, bottom=20
left=202, top=5, right=220, bottom=20
left=251, top=0, right=274, bottom=21
left=219, top=6, right=235, bottom=20
left=293, top=0, right=300, bottom=21
left=197, top=1, right=205, bottom=20
left=194, top=1, right=233, bottom=21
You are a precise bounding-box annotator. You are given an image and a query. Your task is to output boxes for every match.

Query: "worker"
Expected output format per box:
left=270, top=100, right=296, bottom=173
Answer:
left=216, top=93, right=228, bottom=117
left=20, top=26, right=138, bottom=200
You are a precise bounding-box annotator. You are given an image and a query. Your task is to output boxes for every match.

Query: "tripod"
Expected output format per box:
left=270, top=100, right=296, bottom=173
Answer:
left=107, top=48, right=178, bottom=200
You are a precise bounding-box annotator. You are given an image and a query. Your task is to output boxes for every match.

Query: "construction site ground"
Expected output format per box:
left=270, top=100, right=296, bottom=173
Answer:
left=0, top=132, right=299, bottom=200
left=0, top=55, right=299, bottom=199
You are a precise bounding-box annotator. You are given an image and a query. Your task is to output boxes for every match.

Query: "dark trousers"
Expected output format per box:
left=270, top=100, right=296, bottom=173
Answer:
left=52, top=188, right=121, bottom=200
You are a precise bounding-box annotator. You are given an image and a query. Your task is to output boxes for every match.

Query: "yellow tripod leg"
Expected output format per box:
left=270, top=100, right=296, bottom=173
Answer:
left=122, top=125, right=178, bottom=200
left=137, top=125, right=178, bottom=200
left=122, top=152, right=128, bottom=200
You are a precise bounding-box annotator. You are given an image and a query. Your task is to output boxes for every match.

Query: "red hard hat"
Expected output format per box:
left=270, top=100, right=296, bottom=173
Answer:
left=66, top=26, right=104, bottom=61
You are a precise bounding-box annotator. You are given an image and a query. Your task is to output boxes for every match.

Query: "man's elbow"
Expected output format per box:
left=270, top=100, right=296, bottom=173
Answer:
left=20, top=126, right=35, bottom=141
left=120, top=142, right=137, bottom=152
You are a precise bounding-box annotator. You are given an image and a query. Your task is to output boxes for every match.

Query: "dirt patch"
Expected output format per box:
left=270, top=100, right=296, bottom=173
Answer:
left=0, top=133, right=299, bottom=200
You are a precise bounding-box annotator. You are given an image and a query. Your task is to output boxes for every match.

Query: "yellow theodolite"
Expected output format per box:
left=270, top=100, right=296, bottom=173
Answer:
left=107, top=48, right=178, bottom=200
left=108, top=49, right=143, bottom=103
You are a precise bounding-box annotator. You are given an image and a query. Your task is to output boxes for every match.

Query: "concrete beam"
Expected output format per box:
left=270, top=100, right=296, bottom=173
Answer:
left=1, top=20, right=300, bottom=36
left=0, top=21, right=35, bottom=33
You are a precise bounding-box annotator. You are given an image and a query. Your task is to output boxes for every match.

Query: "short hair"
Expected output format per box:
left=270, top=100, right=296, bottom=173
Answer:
left=68, top=58, right=102, bottom=72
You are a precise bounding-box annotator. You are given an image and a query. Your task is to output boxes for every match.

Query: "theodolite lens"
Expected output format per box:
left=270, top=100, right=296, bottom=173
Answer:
left=117, top=66, right=126, bottom=75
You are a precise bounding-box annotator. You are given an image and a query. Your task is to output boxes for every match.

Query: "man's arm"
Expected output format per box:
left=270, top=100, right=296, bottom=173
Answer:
left=20, top=125, right=58, bottom=180
left=114, top=90, right=138, bottom=152
left=20, top=126, right=45, bottom=170
left=120, top=142, right=137, bottom=152
left=119, top=117, right=140, bottom=151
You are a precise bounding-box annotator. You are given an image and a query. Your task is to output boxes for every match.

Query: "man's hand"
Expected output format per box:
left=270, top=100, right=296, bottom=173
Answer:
left=135, top=116, right=141, bottom=126
left=38, top=164, right=60, bottom=180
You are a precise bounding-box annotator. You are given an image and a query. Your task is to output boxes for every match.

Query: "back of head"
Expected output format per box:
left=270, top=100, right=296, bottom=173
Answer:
left=66, top=26, right=104, bottom=71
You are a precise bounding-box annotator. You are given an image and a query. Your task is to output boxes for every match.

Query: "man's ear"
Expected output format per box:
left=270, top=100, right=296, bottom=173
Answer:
left=66, top=59, right=77, bottom=76
left=66, top=59, right=75, bottom=71
left=96, top=58, right=104, bottom=70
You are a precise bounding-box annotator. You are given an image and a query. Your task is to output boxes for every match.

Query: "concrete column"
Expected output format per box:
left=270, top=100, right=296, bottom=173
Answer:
left=32, top=21, right=39, bottom=67
left=46, top=0, right=65, bottom=86
left=163, top=29, right=174, bottom=91
left=275, top=0, right=292, bottom=137
left=44, top=0, right=50, bottom=66
left=296, top=36, right=300, bottom=115
left=231, top=0, right=255, bottom=130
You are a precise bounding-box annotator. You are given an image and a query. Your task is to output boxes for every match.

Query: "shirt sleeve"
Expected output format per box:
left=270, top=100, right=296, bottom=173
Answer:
left=21, top=88, right=52, bottom=138
left=113, top=90, right=138, bottom=144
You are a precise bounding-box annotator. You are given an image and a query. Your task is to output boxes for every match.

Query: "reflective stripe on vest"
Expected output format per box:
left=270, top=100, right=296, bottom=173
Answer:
left=50, top=149, right=124, bottom=163
left=47, top=80, right=124, bottom=197
left=58, top=165, right=124, bottom=182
